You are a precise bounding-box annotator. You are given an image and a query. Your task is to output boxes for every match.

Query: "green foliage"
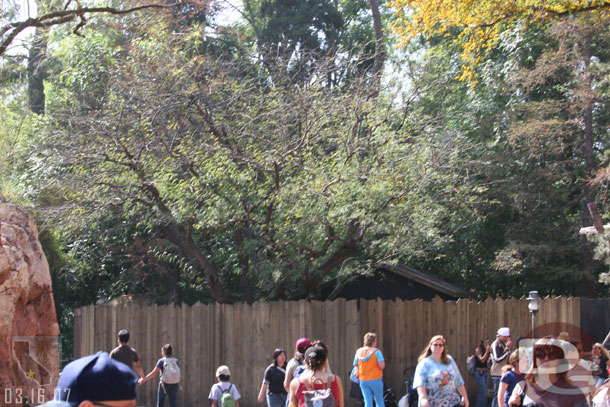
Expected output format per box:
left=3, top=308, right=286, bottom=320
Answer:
left=4, top=1, right=610, bottom=350
left=387, top=19, right=610, bottom=298
left=32, top=18, right=492, bottom=303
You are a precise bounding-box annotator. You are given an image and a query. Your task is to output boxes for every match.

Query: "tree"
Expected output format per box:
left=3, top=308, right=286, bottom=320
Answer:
left=479, top=18, right=610, bottom=296
left=368, top=0, right=385, bottom=97
left=388, top=0, right=610, bottom=82
left=35, top=19, right=485, bottom=303
left=231, top=0, right=389, bottom=88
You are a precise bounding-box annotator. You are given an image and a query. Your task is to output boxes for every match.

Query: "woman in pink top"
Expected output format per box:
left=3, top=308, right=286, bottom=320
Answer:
left=353, top=333, right=385, bottom=407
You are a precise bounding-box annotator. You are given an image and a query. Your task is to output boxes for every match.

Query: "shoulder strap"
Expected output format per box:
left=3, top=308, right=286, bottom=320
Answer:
left=300, top=376, right=311, bottom=391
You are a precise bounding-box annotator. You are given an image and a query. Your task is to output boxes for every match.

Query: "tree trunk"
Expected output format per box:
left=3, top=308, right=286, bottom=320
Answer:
left=234, top=227, right=255, bottom=303
left=139, top=180, right=229, bottom=303
left=301, top=243, right=360, bottom=297
left=159, top=223, right=230, bottom=303
left=27, top=27, right=48, bottom=114
left=368, top=0, right=385, bottom=97
left=580, top=28, right=596, bottom=297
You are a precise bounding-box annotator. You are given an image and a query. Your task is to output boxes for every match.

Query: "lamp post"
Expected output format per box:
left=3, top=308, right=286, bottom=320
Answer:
left=527, top=291, right=540, bottom=336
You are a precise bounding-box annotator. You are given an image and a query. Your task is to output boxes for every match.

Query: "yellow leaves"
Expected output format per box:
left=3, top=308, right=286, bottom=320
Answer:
left=389, top=0, right=610, bottom=83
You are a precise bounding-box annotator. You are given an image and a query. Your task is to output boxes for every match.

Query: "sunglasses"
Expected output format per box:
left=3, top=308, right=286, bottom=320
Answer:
left=534, top=347, right=562, bottom=360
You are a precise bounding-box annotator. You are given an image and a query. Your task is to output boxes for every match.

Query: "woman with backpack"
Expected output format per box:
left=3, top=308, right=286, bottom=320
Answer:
left=140, top=344, right=181, bottom=407
left=258, top=348, right=289, bottom=407
left=288, top=344, right=344, bottom=407
left=353, top=333, right=385, bottom=407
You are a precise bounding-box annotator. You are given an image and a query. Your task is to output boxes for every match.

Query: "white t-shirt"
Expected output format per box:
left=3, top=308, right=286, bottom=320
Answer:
left=209, top=382, right=241, bottom=407
left=286, top=358, right=301, bottom=378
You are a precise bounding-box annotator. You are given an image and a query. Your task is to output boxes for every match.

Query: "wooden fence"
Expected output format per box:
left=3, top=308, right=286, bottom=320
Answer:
left=74, top=297, right=582, bottom=407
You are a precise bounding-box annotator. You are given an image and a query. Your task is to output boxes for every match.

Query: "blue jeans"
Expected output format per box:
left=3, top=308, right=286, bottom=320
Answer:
left=158, top=382, right=178, bottom=407
left=267, top=393, right=287, bottom=407
left=360, top=378, right=384, bottom=407
left=491, top=377, right=501, bottom=407
left=474, top=370, right=490, bottom=407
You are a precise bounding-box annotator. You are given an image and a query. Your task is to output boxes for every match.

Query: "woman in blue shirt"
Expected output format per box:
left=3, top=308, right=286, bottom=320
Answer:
left=140, top=344, right=180, bottom=407
left=413, top=335, right=469, bottom=407
left=497, top=351, right=524, bottom=407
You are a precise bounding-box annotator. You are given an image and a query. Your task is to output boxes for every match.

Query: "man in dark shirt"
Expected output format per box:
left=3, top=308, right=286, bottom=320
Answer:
left=109, top=329, right=145, bottom=380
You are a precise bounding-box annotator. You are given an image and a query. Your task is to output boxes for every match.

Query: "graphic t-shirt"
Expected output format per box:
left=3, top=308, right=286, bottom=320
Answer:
left=413, top=355, right=464, bottom=407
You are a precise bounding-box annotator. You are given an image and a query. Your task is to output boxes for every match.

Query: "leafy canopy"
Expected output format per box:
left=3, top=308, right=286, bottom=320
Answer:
left=388, top=0, right=610, bottom=81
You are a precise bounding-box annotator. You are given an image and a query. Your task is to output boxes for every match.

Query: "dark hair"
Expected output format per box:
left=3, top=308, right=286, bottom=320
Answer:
left=478, top=337, right=489, bottom=355
left=313, top=340, right=328, bottom=352
left=118, top=330, right=130, bottom=343
left=218, top=374, right=230, bottom=382
left=162, top=344, right=173, bottom=356
left=304, top=345, right=327, bottom=371
left=273, top=348, right=286, bottom=367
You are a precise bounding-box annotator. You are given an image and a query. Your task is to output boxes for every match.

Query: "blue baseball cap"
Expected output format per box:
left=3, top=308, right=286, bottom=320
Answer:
left=53, top=352, right=138, bottom=405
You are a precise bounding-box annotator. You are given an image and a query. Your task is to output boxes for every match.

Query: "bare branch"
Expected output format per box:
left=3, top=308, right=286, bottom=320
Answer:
left=1, top=3, right=183, bottom=57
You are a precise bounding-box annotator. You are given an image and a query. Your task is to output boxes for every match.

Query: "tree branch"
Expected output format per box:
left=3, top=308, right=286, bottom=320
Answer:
left=1, top=3, right=182, bottom=57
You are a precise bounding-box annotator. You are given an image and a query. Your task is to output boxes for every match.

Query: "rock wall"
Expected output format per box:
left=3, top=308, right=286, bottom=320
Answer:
left=0, top=204, right=60, bottom=406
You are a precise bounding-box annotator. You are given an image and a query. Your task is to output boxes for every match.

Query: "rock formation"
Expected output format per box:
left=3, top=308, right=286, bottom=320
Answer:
left=0, top=204, right=59, bottom=406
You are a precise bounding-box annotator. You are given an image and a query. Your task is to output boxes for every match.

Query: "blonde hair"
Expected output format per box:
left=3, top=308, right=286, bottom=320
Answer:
left=364, top=333, right=377, bottom=347
left=418, top=335, right=449, bottom=365
left=594, top=343, right=610, bottom=359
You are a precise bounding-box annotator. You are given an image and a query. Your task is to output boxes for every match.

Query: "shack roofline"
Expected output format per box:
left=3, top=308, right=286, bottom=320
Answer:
left=379, top=263, right=472, bottom=299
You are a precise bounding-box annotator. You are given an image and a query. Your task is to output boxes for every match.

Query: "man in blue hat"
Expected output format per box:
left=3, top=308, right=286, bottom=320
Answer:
left=46, top=352, right=138, bottom=407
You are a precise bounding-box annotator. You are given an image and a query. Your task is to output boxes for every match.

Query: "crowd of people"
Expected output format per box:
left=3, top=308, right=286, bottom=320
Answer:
left=42, top=328, right=610, bottom=407
left=466, top=328, right=610, bottom=407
